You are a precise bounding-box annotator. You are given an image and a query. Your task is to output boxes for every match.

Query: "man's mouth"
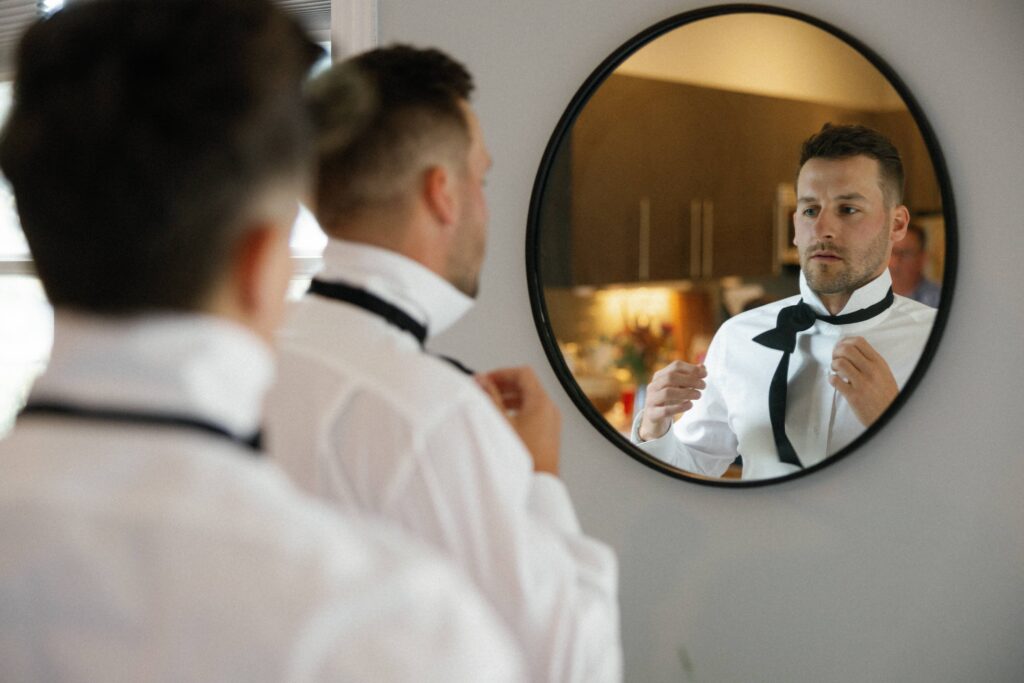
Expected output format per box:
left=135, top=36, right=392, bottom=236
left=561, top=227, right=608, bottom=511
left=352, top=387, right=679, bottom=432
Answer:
left=812, top=253, right=841, bottom=261
left=808, top=247, right=843, bottom=262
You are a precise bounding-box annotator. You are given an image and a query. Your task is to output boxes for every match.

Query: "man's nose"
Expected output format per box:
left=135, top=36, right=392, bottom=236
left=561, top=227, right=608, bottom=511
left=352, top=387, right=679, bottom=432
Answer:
left=814, top=210, right=837, bottom=240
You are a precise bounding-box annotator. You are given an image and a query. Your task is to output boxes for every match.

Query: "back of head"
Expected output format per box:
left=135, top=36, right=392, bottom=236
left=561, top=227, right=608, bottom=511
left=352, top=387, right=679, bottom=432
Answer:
left=0, top=0, right=320, bottom=314
left=798, top=123, right=905, bottom=207
left=307, top=44, right=474, bottom=233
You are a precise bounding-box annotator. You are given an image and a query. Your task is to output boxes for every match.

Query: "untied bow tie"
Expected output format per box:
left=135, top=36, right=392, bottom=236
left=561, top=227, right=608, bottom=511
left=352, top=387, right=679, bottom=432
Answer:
left=752, top=287, right=894, bottom=468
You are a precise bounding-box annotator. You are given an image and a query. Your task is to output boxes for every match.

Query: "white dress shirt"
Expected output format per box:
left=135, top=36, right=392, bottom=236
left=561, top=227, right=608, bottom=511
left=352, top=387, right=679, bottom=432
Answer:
left=0, top=312, right=525, bottom=683
left=632, top=270, right=936, bottom=480
left=267, top=239, right=622, bottom=683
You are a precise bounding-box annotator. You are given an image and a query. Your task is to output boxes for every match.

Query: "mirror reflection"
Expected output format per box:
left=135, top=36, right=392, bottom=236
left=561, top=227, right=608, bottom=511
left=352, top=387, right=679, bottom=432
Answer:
left=534, top=11, right=949, bottom=483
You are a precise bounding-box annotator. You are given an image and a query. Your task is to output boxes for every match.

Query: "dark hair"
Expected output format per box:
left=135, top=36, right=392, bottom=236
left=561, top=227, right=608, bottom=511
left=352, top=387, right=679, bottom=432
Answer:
left=798, top=123, right=905, bottom=206
left=307, top=44, right=474, bottom=231
left=0, top=0, right=321, bottom=313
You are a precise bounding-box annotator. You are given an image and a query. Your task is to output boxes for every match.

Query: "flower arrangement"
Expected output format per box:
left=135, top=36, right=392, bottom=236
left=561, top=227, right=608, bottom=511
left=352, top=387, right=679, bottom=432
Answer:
left=609, top=320, right=674, bottom=387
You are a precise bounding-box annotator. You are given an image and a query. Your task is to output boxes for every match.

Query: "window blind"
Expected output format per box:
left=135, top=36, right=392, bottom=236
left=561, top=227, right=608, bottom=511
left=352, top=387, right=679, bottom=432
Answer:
left=0, top=1, right=330, bottom=80
left=274, top=0, right=330, bottom=42
left=0, top=0, right=43, bottom=81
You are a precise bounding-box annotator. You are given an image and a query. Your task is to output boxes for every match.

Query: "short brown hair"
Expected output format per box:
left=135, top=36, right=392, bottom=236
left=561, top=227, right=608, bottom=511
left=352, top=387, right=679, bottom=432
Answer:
left=0, top=0, right=320, bottom=313
left=798, top=123, right=905, bottom=206
left=307, top=44, right=474, bottom=231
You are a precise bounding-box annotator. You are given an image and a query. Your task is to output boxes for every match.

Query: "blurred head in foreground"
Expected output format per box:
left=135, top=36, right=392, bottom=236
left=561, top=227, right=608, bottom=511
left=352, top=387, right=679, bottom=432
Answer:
left=0, top=0, right=321, bottom=340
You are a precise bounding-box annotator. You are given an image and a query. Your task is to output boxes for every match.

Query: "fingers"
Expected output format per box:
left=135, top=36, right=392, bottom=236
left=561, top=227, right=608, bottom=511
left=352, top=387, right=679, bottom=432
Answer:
left=646, top=384, right=701, bottom=412
left=483, top=366, right=558, bottom=420
left=645, top=400, right=693, bottom=422
left=662, top=386, right=703, bottom=403
left=484, top=366, right=538, bottom=394
left=828, top=372, right=854, bottom=399
left=481, top=366, right=534, bottom=411
left=829, top=336, right=899, bottom=426
left=474, top=373, right=506, bottom=412
left=831, top=336, right=885, bottom=384
left=484, top=366, right=561, bottom=475
left=650, top=360, right=707, bottom=392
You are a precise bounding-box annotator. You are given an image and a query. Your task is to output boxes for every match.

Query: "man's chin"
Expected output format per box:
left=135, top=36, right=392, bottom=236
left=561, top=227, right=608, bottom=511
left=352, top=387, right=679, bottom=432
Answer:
left=803, top=267, right=849, bottom=296
left=453, top=276, right=480, bottom=299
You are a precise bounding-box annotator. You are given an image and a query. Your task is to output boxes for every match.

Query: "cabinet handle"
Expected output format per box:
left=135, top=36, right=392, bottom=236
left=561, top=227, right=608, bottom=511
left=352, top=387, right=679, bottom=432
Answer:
left=639, top=197, right=651, bottom=281
left=690, top=199, right=701, bottom=278
left=702, top=198, right=714, bottom=278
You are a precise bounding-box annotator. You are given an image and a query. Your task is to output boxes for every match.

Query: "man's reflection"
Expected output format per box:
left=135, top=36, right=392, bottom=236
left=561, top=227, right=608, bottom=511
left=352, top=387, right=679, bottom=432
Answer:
left=631, top=124, right=936, bottom=480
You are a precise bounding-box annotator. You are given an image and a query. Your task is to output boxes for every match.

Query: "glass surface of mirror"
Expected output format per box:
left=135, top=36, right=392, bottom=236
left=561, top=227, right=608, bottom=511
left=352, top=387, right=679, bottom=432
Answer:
left=527, top=6, right=956, bottom=486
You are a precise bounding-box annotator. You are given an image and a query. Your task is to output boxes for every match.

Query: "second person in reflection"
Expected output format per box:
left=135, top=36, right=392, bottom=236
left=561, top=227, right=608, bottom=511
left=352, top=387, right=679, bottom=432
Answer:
left=633, top=124, right=936, bottom=480
left=265, top=46, right=621, bottom=682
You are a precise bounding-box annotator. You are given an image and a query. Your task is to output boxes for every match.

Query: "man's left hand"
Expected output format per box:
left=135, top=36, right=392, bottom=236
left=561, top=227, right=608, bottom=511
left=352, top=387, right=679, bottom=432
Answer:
left=829, top=336, right=899, bottom=427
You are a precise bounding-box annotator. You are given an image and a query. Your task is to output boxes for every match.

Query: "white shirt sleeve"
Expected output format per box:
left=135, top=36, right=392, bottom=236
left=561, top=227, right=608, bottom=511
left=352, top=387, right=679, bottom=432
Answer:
left=630, top=328, right=738, bottom=477
left=360, top=394, right=622, bottom=683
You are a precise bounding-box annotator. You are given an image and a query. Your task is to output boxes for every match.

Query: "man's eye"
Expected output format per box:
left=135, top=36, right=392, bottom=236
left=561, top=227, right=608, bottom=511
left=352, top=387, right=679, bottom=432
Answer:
left=802, top=207, right=819, bottom=217
left=839, top=206, right=859, bottom=214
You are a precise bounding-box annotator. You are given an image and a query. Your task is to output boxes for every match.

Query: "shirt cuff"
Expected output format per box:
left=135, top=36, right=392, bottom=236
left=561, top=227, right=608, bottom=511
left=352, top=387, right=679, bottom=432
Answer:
left=630, top=409, right=645, bottom=442
left=630, top=408, right=679, bottom=463
left=630, top=408, right=670, bottom=443
left=528, top=472, right=581, bottom=534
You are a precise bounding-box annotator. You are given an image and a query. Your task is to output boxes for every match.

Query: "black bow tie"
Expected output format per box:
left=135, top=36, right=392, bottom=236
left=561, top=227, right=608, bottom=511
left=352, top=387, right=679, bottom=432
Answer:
left=752, top=287, right=895, bottom=468
left=308, top=278, right=474, bottom=375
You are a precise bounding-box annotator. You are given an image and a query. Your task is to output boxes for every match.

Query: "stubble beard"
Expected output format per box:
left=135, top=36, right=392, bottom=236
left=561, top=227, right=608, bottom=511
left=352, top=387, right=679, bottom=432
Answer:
left=445, top=224, right=484, bottom=299
left=802, top=224, right=891, bottom=297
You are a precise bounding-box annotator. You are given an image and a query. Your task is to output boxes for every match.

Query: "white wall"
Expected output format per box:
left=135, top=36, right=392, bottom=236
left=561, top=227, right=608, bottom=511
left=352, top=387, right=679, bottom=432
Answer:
left=381, top=1, right=1024, bottom=681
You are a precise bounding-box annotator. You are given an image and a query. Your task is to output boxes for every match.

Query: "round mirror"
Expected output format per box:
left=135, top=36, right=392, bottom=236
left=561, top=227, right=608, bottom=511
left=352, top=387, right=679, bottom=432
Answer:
left=526, top=5, right=956, bottom=487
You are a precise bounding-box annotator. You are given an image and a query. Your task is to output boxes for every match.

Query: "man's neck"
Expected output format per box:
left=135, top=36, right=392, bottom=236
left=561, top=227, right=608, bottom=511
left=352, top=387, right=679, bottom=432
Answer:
left=817, top=292, right=853, bottom=316
left=802, top=268, right=892, bottom=319
left=328, top=208, right=449, bottom=282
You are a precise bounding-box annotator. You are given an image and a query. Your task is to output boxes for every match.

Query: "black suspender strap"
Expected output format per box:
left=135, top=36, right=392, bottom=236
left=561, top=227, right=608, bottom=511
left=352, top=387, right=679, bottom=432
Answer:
left=308, top=278, right=475, bottom=375
left=18, top=402, right=263, bottom=453
left=309, top=278, right=427, bottom=345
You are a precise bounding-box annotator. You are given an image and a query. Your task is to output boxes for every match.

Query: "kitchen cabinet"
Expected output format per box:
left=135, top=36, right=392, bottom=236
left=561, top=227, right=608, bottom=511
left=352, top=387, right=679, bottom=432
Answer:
left=570, top=75, right=706, bottom=285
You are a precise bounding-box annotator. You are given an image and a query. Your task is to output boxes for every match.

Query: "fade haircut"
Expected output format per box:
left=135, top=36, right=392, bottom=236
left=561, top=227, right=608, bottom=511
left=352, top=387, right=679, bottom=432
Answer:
left=0, top=0, right=320, bottom=313
left=306, top=44, right=474, bottom=232
left=798, top=123, right=905, bottom=207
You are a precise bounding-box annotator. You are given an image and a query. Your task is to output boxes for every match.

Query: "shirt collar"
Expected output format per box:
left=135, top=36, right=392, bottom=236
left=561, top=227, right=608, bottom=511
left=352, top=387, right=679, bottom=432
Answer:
left=316, top=238, right=474, bottom=340
left=799, top=268, right=893, bottom=317
left=30, top=311, right=273, bottom=438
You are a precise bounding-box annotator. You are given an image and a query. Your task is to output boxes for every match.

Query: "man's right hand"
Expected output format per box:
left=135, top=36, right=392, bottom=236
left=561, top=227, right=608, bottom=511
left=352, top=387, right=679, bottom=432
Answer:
left=476, top=367, right=561, bottom=476
left=637, top=361, right=707, bottom=442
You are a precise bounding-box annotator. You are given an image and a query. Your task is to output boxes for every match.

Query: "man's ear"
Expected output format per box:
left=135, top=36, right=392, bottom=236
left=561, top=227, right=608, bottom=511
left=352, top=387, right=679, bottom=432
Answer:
left=422, top=164, right=457, bottom=228
left=232, top=224, right=291, bottom=340
left=890, top=204, right=910, bottom=243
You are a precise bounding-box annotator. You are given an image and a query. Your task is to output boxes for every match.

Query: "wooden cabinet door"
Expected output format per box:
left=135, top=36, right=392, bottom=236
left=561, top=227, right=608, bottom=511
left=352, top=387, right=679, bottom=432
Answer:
left=572, top=76, right=650, bottom=285
left=644, top=78, right=706, bottom=282
left=571, top=75, right=703, bottom=285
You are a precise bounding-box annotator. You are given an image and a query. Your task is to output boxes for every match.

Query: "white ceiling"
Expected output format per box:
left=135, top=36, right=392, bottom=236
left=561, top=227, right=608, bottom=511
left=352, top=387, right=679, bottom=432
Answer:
left=616, top=13, right=906, bottom=112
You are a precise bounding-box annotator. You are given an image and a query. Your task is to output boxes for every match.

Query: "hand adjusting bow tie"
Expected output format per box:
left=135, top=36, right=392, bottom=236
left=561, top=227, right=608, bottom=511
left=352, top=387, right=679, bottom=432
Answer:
left=752, top=287, right=894, bottom=468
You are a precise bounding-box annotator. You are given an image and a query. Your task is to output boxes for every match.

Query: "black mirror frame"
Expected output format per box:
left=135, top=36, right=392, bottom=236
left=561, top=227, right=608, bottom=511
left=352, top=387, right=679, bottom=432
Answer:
left=525, top=3, right=958, bottom=488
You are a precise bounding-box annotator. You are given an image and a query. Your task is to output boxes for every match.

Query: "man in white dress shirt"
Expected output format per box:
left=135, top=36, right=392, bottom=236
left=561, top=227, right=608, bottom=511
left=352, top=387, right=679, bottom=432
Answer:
left=633, top=124, right=937, bottom=480
left=266, top=46, right=622, bottom=682
left=0, top=3, right=525, bottom=681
